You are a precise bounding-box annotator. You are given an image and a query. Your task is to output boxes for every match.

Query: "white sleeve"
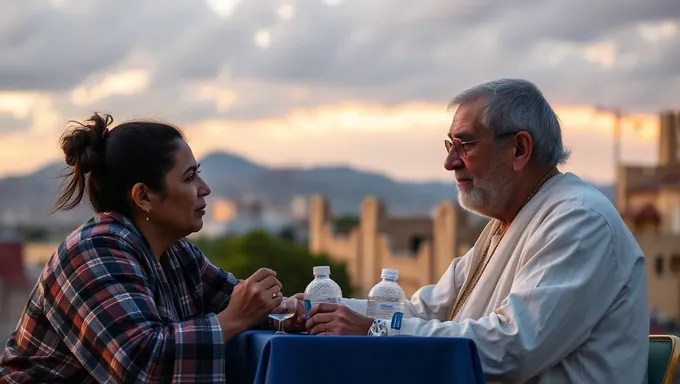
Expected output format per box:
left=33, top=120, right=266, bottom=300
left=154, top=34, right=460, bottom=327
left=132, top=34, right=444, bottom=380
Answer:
left=402, top=251, right=471, bottom=320
left=340, top=298, right=368, bottom=315
left=341, top=249, right=471, bottom=320
left=391, top=207, right=626, bottom=382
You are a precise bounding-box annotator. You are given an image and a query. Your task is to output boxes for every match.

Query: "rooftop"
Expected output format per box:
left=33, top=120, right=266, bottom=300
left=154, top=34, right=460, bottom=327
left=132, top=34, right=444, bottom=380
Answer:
left=628, top=171, right=680, bottom=193
left=0, top=242, right=30, bottom=290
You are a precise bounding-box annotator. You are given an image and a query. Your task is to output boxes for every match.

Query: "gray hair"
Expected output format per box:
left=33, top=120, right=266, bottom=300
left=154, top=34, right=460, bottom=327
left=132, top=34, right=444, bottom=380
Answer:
left=448, top=78, right=571, bottom=165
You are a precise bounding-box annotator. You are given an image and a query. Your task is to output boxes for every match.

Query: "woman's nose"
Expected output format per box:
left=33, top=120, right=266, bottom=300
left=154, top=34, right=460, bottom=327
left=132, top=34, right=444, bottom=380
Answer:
left=198, top=178, right=211, bottom=197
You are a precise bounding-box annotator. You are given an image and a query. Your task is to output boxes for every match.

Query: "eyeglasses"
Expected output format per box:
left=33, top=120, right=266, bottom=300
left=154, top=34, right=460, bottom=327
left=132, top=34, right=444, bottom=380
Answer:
left=445, top=131, right=521, bottom=159
left=444, top=138, right=480, bottom=159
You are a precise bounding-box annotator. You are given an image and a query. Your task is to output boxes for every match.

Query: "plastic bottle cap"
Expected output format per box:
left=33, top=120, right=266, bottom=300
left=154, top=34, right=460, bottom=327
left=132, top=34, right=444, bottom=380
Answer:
left=381, top=268, right=399, bottom=280
left=313, top=266, right=331, bottom=276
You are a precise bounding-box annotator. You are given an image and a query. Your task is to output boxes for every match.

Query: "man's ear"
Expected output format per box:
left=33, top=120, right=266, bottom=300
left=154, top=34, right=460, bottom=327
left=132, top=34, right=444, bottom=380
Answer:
left=130, top=182, right=153, bottom=213
left=512, top=131, right=533, bottom=171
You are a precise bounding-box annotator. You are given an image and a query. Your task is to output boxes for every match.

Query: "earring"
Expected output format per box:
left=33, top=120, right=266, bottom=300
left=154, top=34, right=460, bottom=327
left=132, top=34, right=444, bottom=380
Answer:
left=145, top=209, right=150, bottom=221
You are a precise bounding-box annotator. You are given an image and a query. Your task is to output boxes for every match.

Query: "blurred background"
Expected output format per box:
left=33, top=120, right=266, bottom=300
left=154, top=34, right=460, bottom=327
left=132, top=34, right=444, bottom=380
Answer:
left=1, top=0, right=679, bottom=356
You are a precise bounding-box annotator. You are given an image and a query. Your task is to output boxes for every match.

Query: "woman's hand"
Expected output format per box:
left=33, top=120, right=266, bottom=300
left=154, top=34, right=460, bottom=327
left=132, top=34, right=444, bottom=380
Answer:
left=217, top=268, right=283, bottom=339
left=282, top=293, right=307, bottom=333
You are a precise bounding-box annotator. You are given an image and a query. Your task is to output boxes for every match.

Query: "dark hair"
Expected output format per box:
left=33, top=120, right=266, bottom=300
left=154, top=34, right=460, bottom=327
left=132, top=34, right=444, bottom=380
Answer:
left=54, top=112, right=185, bottom=218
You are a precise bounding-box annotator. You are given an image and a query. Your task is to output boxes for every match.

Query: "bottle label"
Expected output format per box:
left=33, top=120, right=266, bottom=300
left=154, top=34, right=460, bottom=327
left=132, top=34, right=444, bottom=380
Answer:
left=367, top=300, right=404, bottom=323
left=304, top=299, right=312, bottom=319
left=377, top=302, right=398, bottom=311
left=390, top=312, right=403, bottom=330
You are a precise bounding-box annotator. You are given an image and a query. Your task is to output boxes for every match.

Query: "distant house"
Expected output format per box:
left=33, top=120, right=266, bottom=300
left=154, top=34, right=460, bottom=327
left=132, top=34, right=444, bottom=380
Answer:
left=0, top=242, right=32, bottom=350
left=619, top=110, right=680, bottom=324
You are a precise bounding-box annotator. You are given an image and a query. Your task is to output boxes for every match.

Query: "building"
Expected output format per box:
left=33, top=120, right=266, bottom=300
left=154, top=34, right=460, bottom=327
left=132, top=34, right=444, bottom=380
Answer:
left=308, top=195, right=486, bottom=297
left=619, top=110, right=680, bottom=324
left=0, top=241, right=57, bottom=353
left=291, top=195, right=313, bottom=221
left=0, top=243, right=33, bottom=351
left=199, top=195, right=270, bottom=238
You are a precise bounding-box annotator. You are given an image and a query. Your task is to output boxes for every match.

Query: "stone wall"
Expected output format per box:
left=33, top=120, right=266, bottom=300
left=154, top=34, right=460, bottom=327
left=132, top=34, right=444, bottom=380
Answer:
left=308, top=194, right=485, bottom=298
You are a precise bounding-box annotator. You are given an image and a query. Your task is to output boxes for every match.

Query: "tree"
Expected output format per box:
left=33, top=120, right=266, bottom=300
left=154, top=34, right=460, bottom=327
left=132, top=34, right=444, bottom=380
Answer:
left=21, top=227, right=50, bottom=242
left=277, top=226, right=297, bottom=243
left=333, top=215, right=359, bottom=235
left=193, top=231, right=354, bottom=297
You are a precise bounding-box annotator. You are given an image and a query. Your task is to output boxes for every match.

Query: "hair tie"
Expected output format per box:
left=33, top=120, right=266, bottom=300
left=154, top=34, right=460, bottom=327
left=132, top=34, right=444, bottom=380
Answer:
left=102, top=128, right=110, bottom=139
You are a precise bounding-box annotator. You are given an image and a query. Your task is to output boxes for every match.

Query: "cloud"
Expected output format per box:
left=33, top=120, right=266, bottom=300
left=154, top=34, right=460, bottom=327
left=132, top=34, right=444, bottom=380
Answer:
left=177, top=103, right=661, bottom=184
left=1, top=0, right=678, bottom=110
left=0, top=0, right=677, bottom=182
left=0, top=114, right=27, bottom=134
left=0, top=91, right=36, bottom=119
left=205, top=0, right=247, bottom=19
left=71, top=69, right=150, bottom=106
left=0, top=91, right=63, bottom=135
left=0, top=0, right=209, bottom=91
left=0, top=97, right=660, bottom=184
left=141, top=0, right=680, bottom=113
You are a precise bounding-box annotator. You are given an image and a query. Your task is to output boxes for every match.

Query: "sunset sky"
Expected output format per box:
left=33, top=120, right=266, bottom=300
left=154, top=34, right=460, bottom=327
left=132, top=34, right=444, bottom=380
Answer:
left=0, top=0, right=678, bottom=183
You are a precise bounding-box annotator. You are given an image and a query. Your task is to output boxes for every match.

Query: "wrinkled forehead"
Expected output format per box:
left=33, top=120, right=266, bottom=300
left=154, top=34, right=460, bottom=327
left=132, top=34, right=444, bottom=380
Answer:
left=448, top=101, right=486, bottom=139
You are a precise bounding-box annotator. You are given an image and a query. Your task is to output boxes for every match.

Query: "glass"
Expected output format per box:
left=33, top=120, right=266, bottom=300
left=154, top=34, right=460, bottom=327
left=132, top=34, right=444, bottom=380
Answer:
left=444, top=138, right=481, bottom=159
left=269, top=296, right=298, bottom=334
left=445, top=131, right=521, bottom=158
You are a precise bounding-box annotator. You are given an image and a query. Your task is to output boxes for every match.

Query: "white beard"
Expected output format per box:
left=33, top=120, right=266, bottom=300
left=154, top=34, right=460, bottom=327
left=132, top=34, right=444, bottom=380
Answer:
left=456, top=155, right=515, bottom=218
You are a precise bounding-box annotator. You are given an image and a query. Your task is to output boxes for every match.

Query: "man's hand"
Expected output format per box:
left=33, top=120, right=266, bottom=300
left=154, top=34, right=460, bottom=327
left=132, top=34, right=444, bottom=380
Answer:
left=282, top=293, right=307, bottom=333
left=306, top=303, right=373, bottom=335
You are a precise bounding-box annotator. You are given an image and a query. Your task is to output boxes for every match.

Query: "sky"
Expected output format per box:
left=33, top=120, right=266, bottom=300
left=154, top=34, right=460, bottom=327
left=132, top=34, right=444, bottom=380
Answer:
left=0, top=0, right=678, bottom=183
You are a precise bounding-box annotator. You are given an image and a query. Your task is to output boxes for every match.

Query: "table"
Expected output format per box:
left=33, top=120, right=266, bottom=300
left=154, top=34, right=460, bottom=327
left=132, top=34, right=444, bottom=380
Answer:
left=225, top=330, right=485, bottom=384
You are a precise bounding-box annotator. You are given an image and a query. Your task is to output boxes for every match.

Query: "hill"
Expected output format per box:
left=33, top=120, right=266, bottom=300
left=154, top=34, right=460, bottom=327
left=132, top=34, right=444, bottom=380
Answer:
left=0, top=151, right=615, bottom=227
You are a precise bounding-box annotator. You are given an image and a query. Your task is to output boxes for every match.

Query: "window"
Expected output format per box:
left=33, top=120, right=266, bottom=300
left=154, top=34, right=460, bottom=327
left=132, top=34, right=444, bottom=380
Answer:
left=409, top=235, right=425, bottom=253
left=656, top=255, right=664, bottom=276
left=672, top=254, right=680, bottom=275
left=672, top=204, right=680, bottom=235
left=675, top=125, right=680, bottom=161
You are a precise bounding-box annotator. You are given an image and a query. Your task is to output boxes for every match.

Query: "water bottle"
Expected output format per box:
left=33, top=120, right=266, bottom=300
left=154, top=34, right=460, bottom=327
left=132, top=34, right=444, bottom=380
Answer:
left=303, top=266, right=343, bottom=319
left=367, top=269, right=406, bottom=333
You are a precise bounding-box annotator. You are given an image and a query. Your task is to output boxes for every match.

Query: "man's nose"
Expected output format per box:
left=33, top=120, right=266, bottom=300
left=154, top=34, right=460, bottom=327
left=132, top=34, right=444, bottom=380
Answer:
left=444, top=149, right=464, bottom=171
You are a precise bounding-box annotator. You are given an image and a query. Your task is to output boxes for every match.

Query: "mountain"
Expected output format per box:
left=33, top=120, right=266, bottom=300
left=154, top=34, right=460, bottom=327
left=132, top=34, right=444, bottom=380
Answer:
left=195, top=155, right=457, bottom=214
left=200, top=152, right=268, bottom=182
left=0, top=151, right=615, bottom=227
left=0, top=162, right=94, bottom=227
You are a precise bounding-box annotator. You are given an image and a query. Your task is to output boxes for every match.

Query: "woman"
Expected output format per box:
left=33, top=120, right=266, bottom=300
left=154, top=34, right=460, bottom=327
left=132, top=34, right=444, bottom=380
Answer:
left=0, top=114, right=297, bottom=383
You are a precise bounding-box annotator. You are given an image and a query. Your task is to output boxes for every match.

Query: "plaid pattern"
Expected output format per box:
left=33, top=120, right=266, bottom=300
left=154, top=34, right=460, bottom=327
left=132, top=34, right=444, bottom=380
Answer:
left=0, top=212, right=239, bottom=383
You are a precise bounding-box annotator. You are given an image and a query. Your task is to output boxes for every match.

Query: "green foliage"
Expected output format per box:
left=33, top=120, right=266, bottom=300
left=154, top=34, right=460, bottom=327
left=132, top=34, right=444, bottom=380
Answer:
left=193, top=231, right=354, bottom=297
left=20, top=227, right=50, bottom=242
left=276, top=226, right=297, bottom=243
left=333, top=215, right=359, bottom=235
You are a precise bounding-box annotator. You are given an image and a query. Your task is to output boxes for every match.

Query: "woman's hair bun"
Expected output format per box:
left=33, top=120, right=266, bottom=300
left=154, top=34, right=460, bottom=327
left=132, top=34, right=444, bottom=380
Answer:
left=60, top=113, right=113, bottom=174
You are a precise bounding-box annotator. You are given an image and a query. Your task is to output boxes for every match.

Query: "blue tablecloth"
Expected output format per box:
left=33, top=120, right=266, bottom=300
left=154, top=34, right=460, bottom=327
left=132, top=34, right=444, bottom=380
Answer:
left=226, top=330, right=485, bottom=384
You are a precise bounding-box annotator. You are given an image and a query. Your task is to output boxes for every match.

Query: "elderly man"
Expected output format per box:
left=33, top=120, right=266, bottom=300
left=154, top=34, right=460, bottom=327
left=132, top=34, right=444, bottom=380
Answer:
left=301, top=79, right=649, bottom=383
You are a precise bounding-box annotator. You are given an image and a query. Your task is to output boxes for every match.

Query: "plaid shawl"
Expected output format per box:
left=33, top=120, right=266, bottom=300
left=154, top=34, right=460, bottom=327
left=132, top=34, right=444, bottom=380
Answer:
left=0, top=212, right=239, bottom=383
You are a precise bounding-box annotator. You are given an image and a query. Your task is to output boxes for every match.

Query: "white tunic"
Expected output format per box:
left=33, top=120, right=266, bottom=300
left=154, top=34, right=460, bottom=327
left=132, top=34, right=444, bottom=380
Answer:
left=343, top=173, right=649, bottom=383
